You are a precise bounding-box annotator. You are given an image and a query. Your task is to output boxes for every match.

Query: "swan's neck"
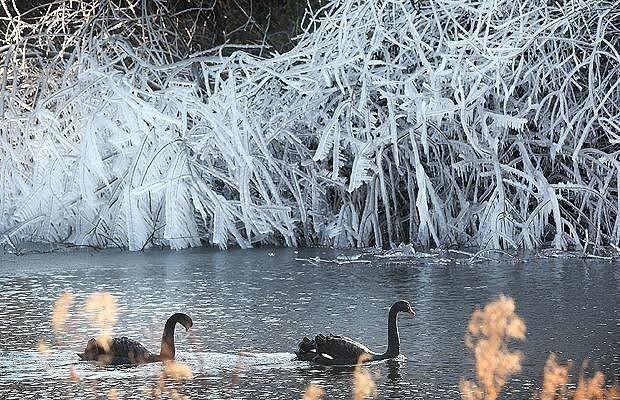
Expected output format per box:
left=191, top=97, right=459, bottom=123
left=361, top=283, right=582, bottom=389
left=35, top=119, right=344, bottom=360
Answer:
left=160, top=319, right=177, bottom=360
left=382, top=309, right=400, bottom=359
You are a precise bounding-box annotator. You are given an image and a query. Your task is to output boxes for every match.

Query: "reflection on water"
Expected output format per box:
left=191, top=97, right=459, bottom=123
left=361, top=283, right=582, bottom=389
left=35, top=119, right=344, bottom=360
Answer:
left=0, top=247, right=618, bottom=399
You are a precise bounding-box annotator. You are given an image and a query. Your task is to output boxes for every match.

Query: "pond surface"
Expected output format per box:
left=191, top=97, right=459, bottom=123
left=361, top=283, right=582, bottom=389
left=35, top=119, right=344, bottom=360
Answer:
left=0, top=247, right=618, bottom=399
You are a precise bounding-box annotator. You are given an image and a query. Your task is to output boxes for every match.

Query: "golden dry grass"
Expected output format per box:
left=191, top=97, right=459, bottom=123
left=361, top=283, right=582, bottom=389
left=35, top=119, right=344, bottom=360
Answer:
left=51, top=292, right=74, bottom=332
left=460, top=295, right=526, bottom=400
left=83, top=292, right=118, bottom=329
left=302, top=384, right=326, bottom=400
left=107, top=388, right=120, bottom=400
left=573, top=372, right=607, bottom=400
left=162, top=361, right=194, bottom=380
left=459, top=297, right=617, bottom=400
left=538, top=354, right=571, bottom=400
left=148, top=375, right=192, bottom=399
left=83, top=292, right=118, bottom=351
left=353, top=354, right=377, bottom=400
left=37, top=339, right=51, bottom=357
left=69, top=366, right=80, bottom=382
left=536, top=356, right=619, bottom=400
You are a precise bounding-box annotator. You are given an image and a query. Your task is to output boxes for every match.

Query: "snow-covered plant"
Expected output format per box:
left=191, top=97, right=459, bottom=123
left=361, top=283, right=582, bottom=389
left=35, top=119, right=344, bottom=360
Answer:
left=1, top=0, right=618, bottom=251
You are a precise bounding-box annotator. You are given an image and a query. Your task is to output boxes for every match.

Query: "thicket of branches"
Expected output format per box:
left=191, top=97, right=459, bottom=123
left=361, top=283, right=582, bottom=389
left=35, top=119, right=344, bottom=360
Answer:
left=1, top=0, right=619, bottom=251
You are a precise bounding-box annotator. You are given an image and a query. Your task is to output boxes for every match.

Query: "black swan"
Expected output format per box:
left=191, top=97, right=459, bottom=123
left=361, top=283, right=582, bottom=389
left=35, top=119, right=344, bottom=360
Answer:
left=295, top=300, right=415, bottom=365
left=77, top=313, right=192, bottom=365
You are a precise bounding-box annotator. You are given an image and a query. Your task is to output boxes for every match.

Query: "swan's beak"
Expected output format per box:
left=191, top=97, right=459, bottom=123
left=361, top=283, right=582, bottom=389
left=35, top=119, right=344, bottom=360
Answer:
left=407, top=307, right=416, bottom=316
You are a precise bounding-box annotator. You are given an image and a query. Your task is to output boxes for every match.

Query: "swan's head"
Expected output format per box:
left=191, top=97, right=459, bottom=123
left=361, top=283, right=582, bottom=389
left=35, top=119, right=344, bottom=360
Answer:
left=77, top=338, right=102, bottom=360
left=169, top=313, right=193, bottom=331
left=392, top=300, right=416, bottom=316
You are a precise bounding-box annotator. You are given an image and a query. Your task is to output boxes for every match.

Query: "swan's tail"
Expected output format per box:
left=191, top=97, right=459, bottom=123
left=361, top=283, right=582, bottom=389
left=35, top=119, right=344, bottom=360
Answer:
left=295, top=336, right=317, bottom=361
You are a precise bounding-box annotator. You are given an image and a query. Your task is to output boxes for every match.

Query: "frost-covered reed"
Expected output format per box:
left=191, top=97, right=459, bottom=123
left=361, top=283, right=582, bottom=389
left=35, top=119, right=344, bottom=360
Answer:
left=1, top=0, right=618, bottom=251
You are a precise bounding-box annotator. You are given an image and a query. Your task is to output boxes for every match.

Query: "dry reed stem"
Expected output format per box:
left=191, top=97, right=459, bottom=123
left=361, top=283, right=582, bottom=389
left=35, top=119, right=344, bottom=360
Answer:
left=69, top=366, right=80, bottom=382
left=150, top=375, right=191, bottom=400
left=461, top=295, right=526, bottom=400
left=535, top=354, right=619, bottom=400
left=37, top=339, right=50, bottom=357
left=167, top=389, right=190, bottom=400
left=605, top=385, right=619, bottom=400
left=302, top=384, right=325, bottom=400
left=83, top=292, right=118, bottom=327
left=162, top=361, right=193, bottom=380
left=573, top=372, right=608, bottom=400
left=51, top=292, right=74, bottom=332
left=353, top=354, right=377, bottom=400
left=539, top=354, right=571, bottom=400
left=83, top=292, right=118, bottom=351
left=107, top=388, right=119, bottom=400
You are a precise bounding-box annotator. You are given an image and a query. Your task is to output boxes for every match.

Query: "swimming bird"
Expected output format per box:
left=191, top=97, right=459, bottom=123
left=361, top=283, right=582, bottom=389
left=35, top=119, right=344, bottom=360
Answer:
left=77, top=313, right=192, bottom=365
left=295, top=300, right=415, bottom=365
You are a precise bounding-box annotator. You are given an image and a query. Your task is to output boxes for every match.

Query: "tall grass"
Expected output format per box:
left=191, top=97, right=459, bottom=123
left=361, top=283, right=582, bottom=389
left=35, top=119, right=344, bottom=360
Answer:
left=460, top=295, right=526, bottom=400
left=458, top=296, right=618, bottom=400
left=353, top=354, right=377, bottom=399
left=51, top=292, right=74, bottom=332
left=536, top=355, right=620, bottom=400
left=303, top=384, right=326, bottom=400
left=83, top=292, right=118, bottom=351
left=1, top=0, right=619, bottom=251
left=539, top=355, right=571, bottom=400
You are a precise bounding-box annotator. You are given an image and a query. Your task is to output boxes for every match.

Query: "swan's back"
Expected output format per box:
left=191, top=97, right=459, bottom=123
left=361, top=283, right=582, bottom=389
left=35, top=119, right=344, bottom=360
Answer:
left=78, top=337, right=155, bottom=364
left=109, top=337, right=153, bottom=363
left=316, top=334, right=373, bottom=361
left=296, top=334, right=374, bottom=365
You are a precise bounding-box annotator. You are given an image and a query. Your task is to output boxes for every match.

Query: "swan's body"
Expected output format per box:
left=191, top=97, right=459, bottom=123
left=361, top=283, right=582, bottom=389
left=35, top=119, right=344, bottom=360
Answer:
left=296, top=301, right=415, bottom=365
left=78, top=313, right=192, bottom=365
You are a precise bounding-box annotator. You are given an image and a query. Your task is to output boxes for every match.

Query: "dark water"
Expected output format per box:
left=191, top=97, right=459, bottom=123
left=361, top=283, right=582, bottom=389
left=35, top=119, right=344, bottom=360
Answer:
left=0, top=247, right=618, bottom=399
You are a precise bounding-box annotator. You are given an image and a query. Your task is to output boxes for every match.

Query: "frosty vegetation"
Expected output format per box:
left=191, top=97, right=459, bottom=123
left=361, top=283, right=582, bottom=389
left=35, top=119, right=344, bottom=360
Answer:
left=0, top=0, right=618, bottom=251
